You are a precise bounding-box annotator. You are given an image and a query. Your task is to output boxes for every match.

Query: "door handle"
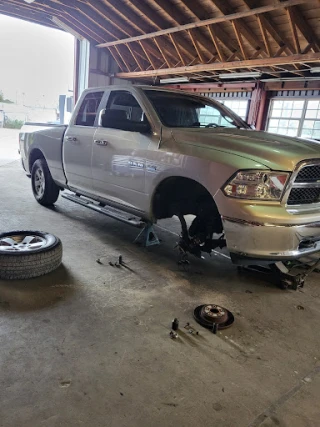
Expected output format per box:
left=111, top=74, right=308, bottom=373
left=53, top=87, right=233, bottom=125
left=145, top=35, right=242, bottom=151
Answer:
left=94, top=140, right=109, bottom=146
left=66, top=136, right=78, bottom=143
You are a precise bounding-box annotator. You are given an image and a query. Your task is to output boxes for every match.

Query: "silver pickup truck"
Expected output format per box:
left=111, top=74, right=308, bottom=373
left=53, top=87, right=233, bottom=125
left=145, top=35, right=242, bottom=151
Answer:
left=20, top=85, right=320, bottom=264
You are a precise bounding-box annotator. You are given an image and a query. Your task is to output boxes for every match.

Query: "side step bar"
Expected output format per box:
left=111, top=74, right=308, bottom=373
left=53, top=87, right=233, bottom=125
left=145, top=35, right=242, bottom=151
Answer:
left=62, top=193, right=146, bottom=228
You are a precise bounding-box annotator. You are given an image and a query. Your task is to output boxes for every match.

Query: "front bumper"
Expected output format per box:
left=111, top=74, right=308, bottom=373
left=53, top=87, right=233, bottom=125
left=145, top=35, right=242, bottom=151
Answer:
left=223, top=216, right=320, bottom=263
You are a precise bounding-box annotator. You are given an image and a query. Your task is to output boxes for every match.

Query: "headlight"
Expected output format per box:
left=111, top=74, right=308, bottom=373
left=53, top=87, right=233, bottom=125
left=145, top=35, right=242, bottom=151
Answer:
left=223, top=170, right=289, bottom=200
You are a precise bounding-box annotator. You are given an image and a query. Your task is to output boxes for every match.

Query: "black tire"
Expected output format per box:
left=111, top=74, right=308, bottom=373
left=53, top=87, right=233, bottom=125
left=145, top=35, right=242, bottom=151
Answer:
left=31, top=158, right=60, bottom=206
left=0, top=231, right=62, bottom=280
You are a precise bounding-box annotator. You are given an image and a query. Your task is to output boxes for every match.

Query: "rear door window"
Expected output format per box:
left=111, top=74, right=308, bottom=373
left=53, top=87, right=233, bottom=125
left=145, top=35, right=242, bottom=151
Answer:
left=75, top=91, right=104, bottom=127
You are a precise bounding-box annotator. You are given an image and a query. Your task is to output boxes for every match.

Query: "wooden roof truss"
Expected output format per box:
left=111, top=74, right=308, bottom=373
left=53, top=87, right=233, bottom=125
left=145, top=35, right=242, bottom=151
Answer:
left=0, top=0, right=320, bottom=81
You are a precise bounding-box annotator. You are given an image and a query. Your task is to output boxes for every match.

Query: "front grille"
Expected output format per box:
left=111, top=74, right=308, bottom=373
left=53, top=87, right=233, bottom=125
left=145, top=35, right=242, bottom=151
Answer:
left=295, top=165, right=320, bottom=183
left=287, top=162, right=320, bottom=205
left=287, top=188, right=320, bottom=205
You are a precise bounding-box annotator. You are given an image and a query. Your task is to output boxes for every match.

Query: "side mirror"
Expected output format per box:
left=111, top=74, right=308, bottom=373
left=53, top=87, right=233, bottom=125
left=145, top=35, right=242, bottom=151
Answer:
left=98, top=109, right=107, bottom=127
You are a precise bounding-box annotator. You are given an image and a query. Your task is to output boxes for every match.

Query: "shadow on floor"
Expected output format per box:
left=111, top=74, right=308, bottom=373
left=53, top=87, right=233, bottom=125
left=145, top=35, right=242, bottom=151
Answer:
left=0, top=264, right=77, bottom=312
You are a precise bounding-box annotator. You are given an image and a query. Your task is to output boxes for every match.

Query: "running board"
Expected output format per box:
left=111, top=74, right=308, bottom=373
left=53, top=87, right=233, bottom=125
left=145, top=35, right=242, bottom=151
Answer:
left=61, top=193, right=146, bottom=228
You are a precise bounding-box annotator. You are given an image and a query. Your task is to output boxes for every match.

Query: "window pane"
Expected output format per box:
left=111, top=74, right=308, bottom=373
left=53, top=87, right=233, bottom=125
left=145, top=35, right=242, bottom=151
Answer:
left=281, top=110, right=291, bottom=118
left=279, top=119, right=289, bottom=127
left=272, top=109, right=282, bottom=117
left=273, top=100, right=283, bottom=109
left=301, top=129, right=313, bottom=138
left=75, top=91, right=104, bottom=127
left=303, top=120, right=314, bottom=129
left=269, top=119, right=279, bottom=127
left=293, top=100, right=304, bottom=109
left=223, top=100, right=248, bottom=119
left=307, top=100, right=320, bottom=110
left=305, top=109, right=317, bottom=119
left=314, top=121, right=320, bottom=130
left=289, top=120, right=299, bottom=129
left=292, top=109, right=302, bottom=118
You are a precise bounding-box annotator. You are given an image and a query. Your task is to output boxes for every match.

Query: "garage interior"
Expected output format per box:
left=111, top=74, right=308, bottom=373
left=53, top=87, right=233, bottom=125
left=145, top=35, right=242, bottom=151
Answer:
left=1, top=1, right=320, bottom=426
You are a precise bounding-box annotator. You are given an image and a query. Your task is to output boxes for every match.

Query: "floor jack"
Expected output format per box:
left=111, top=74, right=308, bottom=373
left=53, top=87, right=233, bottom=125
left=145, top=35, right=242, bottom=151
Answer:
left=238, top=258, right=320, bottom=290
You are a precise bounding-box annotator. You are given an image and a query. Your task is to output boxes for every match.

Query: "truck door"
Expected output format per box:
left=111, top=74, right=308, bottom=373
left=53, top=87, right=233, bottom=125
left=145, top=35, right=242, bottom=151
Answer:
left=91, top=90, right=153, bottom=211
left=63, top=90, right=104, bottom=193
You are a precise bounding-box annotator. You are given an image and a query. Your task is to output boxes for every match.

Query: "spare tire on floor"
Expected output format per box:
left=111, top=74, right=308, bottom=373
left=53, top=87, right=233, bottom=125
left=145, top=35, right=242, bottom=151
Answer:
left=0, top=231, right=62, bottom=280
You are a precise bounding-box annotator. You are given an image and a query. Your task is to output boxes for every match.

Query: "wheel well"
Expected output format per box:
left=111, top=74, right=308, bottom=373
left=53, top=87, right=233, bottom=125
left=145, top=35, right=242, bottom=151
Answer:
left=152, top=177, right=221, bottom=222
left=29, top=149, right=45, bottom=171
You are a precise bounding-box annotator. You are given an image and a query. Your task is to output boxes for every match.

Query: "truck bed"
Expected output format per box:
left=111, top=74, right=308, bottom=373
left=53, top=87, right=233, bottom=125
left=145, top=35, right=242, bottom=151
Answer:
left=20, top=123, right=68, bottom=186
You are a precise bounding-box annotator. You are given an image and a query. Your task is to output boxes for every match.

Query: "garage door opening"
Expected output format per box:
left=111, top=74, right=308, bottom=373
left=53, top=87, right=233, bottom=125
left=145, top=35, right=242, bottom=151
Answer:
left=0, top=14, right=74, bottom=127
left=0, top=14, right=75, bottom=164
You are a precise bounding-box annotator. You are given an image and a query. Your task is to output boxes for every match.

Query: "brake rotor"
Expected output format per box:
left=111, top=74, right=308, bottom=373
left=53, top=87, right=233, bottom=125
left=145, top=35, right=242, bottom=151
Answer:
left=193, top=304, right=234, bottom=330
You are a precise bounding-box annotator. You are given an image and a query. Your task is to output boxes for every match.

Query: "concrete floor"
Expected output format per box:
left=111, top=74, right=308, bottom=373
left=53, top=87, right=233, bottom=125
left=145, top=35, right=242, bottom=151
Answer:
left=0, top=129, right=320, bottom=427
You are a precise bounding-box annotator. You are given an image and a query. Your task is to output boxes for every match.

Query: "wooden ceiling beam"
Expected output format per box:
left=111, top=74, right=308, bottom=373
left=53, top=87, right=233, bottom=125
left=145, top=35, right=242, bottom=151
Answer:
left=107, top=47, right=125, bottom=72
left=115, top=52, right=320, bottom=78
left=138, top=41, right=158, bottom=70
left=286, top=7, right=301, bottom=53
left=289, top=5, right=320, bottom=51
left=50, top=0, right=183, bottom=65
left=176, top=0, right=241, bottom=57
left=257, top=15, right=272, bottom=57
left=169, top=34, right=187, bottom=66
left=44, top=0, right=152, bottom=68
left=207, top=25, right=226, bottom=62
left=231, top=21, right=247, bottom=60
left=31, top=0, right=109, bottom=43
left=125, top=44, right=144, bottom=71
left=207, top=0, right=265, bottom=54
left=0, top=1, right=58, bottom=29
left=153, top=38, right=173, bottom=68
left=151, top=0, right=215, bottom=60
left=113, top=45, right=131, bottom=72
left=188, top=30, right=205, bottom=63
left=97, top=0, right=310, bottom=48
left=240, top=0, right=296, bottom=54
left=122, top=0, right=197, bottom=61
left=85, top=0, right=178, bottom=64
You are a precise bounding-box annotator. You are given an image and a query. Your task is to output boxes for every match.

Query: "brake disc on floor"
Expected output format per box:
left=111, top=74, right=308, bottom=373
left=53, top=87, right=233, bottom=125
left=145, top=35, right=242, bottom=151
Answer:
left=193, top=304, right=234, bottom=330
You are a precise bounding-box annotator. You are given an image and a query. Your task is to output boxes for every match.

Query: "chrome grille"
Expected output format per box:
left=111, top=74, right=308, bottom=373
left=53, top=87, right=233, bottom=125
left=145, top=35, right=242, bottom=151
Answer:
left=295, top=165, right=320, bottom=183
left=287, top=188, right=320, bottom=205
left=287, top=161, right=320, bottom=205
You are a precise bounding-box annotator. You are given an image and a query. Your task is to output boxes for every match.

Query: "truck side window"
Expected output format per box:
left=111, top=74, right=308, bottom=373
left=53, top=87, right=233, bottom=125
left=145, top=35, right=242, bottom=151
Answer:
left=75, top=91, right=104, bottom=127
left=104, top=91, right=148, bottom=129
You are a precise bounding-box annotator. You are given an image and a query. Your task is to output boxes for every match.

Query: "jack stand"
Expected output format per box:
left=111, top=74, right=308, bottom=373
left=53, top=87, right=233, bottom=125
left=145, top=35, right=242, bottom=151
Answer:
left=134, top=223, right=160, bottom=247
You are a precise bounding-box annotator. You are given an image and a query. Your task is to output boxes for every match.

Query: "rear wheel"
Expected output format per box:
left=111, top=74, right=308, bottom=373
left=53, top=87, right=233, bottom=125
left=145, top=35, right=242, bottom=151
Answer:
left=31, top=158, right=60, bottom=206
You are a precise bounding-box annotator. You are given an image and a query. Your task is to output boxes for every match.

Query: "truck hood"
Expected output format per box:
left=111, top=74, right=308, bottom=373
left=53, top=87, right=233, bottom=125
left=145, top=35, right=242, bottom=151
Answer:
left=171, top=128, right=320, bottom=171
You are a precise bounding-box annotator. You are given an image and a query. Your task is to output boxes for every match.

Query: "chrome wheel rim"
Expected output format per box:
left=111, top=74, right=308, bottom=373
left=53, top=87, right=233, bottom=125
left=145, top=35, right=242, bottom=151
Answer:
left=34, top=168, right=45, bottom=197
left=0, top=234, right=47, bottom=252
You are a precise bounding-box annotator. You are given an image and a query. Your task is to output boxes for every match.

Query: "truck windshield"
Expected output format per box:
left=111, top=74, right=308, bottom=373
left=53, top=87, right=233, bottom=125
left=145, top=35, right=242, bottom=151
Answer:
left=144, top=89, right=249, bottom=129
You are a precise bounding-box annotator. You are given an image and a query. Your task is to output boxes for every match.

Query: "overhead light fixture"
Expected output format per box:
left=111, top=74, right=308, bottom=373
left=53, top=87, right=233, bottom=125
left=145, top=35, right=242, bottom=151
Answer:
left=23, top=0, right=36, bottom=3
left=219, top=72, right=261, bottom=79
left=51, top=17, right=84, bottom=40
left=159, top=77, right=189, bottom=84
left=310, top=67, right=320, bottom=74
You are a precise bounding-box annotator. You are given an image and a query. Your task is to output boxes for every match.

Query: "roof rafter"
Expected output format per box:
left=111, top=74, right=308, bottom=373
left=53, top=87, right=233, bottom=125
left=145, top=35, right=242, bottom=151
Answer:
left=151, top=0, right=216, bottom=60
left=121, top=0, right=199, bottom=61
left=286, top=7, right=301, bottom=53
left=97, top=0, right=310, bottom=48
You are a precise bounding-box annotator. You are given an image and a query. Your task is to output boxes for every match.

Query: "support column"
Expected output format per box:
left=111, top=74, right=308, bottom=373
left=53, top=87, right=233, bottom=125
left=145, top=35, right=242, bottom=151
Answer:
left=247, top=82, right=268, bottom=130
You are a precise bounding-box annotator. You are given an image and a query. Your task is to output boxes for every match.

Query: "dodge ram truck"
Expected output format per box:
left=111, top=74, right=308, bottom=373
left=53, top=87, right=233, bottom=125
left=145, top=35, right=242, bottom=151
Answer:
left=20, top=85, right=320, bottom=264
